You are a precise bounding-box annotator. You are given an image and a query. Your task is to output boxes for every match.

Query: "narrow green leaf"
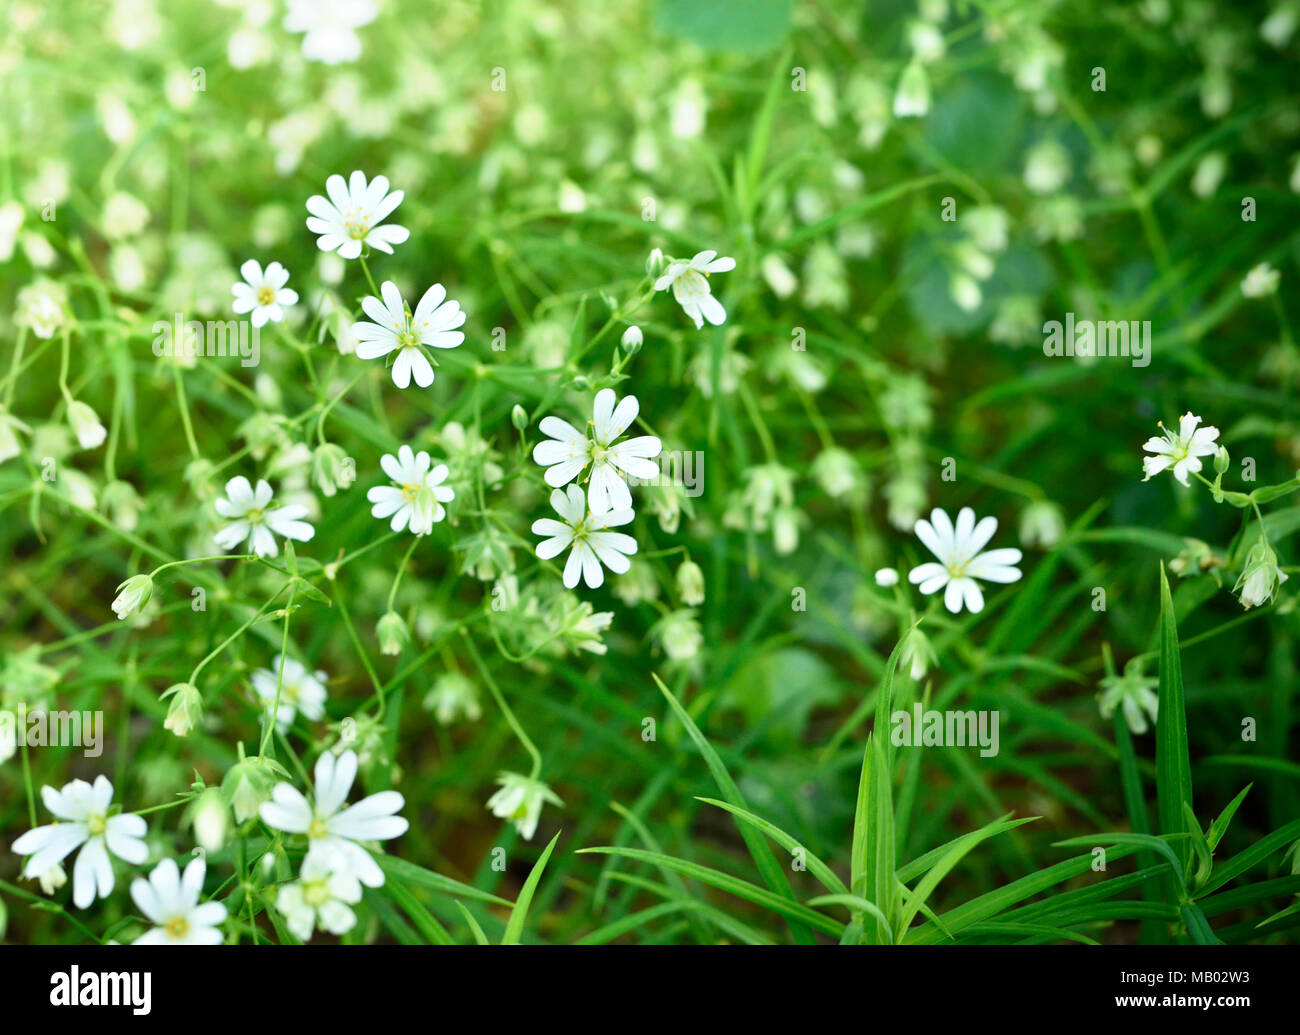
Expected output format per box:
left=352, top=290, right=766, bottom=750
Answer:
left=1156, top=563, right=1194, bottom=885
left=502, top=831, right=560, bottom=945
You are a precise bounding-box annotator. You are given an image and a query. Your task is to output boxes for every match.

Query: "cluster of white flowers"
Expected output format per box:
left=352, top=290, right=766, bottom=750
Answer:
left=530, top=387, right=663, bottom=590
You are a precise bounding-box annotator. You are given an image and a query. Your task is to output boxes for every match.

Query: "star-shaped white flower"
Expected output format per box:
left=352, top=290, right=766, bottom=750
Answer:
left=354, top=281, right=465, bottom=389
left=532, top=484, right=637, bottom=589
left=260, top=749, right=408, bottom=888
left=130, top=858, right=227, bottom=945
left=232, top=260, right=299, bottom=327
left=532, top=388, right=662, bottom=513
left=213, top=476, right=315, bottom=558
left=366, top=444, right=455, bottom=533
left=12, top=776, right=148, bottom=908
left=1141, top=412, right=1221, bottom=486
left=274, top=847, right=362, bottom=941
left=305, top=170, right=408, bottom=259
left=907, top=506, right=1023, bottom=614
left=251, top=654, right=329, bottom=732
left=654, top=250, right=736, bottom=328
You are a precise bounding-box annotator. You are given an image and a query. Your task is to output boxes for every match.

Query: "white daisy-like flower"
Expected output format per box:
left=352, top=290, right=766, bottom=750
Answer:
left=232, top=260, right=299, bottom=327
left=305, top=170, right=409, bottom=259
left=654, top=250, right=736, bottom=328
left=485, top=771, right=562, bottom=841
left=12, top=776, right=149, bottom=908
left=907, top=507, right=1023, bottom=614
left=1141, top=412, right=1221, bottom=486
left=213, top=476, right=315, bottom=558
left=283, top=0, right=377, bottom=65
left=130, top=858, right=227, bottom=945
left=274, top=847, right=363, bottom=941
left=532, top=388, right=662, bottom=514
left=532, top=484, right=637, bottom=589
left=366, top=445, right=455, bottom=534
left=251, top=654, right=328, bottom=732
left=259, top=749, right=408, bottom=888
left=354, top=281, right=465, bottom=389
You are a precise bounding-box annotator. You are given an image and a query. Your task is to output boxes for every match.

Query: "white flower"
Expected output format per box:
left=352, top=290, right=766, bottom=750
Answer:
left=259, top=749, right=408, bottom=888
left=486, top=772, right=562, bottom=841
left=654, top=250, right=736, bottom=329
left=283, top=0, right=376, bottom=64
left=305, top=170, right=408, bottom=259
left=275, top=848, right=363, bottom=941
left=1141, top=412, right=1221, bottom=486
left=15, top=279, right=68, bottom=339
left=130, top=858, right=227, bottom=945
left=532, top=388, right=662, bottom=513
left=532, top=484, right=638, bottom=590
left=1241, top=262, right=1280, bottom=298
left=111, top=574, right=153, bottom=621
left=12, top=776, right=148, bottom=908
left=232, top=260, right=299, bottom=327
left=908, top=507, right=1023, bottom=614
left=875, top=567, right=900, bottom=587
left=366, top=444, right=455, bottom=533
left=66, top=400, right=107, bottom=449
left=1098, top=664, right=1159, bottom=735
left=354, top=281, right=465, bottom=389
left=1234, top=541, right=1288, bottom=609
left=213, top=476, right=315, bottom=557
left=39, top=864, right=67, bottom=896
left=251, top=654, right=329, bottom=732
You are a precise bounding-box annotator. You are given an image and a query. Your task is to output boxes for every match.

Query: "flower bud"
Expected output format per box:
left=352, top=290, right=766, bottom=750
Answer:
left=377, top=611, right=409, bottom=656
left=511, top=404, right=528, bottom=431
left=222, top=753, right=284, bottom=823
left=875, top=567, right=900, bottom=587
left=66, top=400, right=107, bottom=449
left=675, top=560, right=705, bottom=606
left=191, top=788, right=228, bottom=854
left=1214, top=445, right=1230, bottom=475
left=312, top=442, right=354, bottom=497
left=645, top=248, right=666, bottom=278
left=1234, top=541, right=1288, bottom=609
left=161, top=682, right=203, bottom=737
left=111, top=574, right=153, bottom=621
left=621, top=325, right=643, bottom=353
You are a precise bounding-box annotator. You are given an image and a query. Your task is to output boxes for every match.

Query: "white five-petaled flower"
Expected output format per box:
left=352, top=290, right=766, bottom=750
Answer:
left=274, top=847, right=363, bottom=941
left=251, top=654, right=329, bottom=732
left=284, top=0, right=377, bottom=64
left=908, top=507, right=1023, bottom=614
left=654, top=250, right=736, bottom=328
left=354, top=281, right=465, bottom=389
left=532, top=388, right=662, bottom=513
left=532, top=484, right=637, bottom=589
left=1141, top=412, right=1221, bottom=487
left=232, top=260, right=299, bottom=327
left=259, top=749, right=408, bottom=888
left=213, top=476, right=315, bottom=558
left=367, top=445, right=455, bottom=534
left=485, top=771, right=562, bottom=842
left=305, top=171, right=408, bottom=259
left=130, top=858, right=227, bottom=945
left=12, top=776, right=148, bottom=908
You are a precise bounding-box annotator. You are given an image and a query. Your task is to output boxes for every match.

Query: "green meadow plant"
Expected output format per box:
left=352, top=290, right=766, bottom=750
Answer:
left=1, top=0, right=1299, bottom=946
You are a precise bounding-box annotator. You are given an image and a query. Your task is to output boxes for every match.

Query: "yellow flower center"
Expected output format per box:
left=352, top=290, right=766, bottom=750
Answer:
left=343, top=210, right=372, bottom=239
left=87, top=814, right=107, bottom=837
left=303, top=876, right=331, bottom=907
left=257, top=286, right=275, bottom=306
left=401, top=482, right=418, bottom=502
left=308, top=816, right=329, bottom=840
left=165, top=915, right=190, bottom=939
